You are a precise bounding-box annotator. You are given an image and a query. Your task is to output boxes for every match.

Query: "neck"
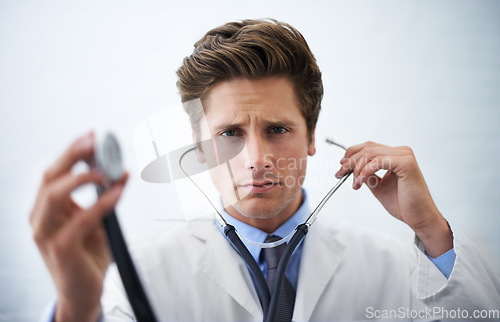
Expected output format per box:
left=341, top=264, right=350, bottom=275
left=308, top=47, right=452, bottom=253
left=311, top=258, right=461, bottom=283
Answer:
left=224, top=190, right=304, bottom=234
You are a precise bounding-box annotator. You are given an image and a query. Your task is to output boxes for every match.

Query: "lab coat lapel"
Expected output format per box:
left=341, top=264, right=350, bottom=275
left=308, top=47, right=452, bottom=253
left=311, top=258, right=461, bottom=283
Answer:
left=293, top=222, right=346, bottom=321
left=191, top=223, right=263, bottom=320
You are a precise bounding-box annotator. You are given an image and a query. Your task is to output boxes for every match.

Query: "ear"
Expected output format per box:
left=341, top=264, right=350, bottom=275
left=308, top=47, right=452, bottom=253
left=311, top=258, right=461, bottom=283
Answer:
left=308, top=130, right=316, bottom=156
left=193, top=131, right=206, bottom=163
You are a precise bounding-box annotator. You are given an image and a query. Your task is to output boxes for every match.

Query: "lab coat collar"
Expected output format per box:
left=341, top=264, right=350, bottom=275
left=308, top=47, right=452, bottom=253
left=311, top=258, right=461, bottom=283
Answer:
left=189, top=221, right=264, bottom=320
left=293, top=221, right=346, bottom=321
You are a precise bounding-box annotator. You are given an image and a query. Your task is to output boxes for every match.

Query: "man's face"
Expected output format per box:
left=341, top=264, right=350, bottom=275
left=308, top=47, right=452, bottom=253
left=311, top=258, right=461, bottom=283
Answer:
left=199, top=77, right=316, bottom=227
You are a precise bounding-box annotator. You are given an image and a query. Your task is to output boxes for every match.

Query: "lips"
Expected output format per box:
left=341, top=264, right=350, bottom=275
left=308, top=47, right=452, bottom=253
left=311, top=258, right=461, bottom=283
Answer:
left=238, top=180, right=279, bottom=193
left=239, top=180, right=276, bottom=187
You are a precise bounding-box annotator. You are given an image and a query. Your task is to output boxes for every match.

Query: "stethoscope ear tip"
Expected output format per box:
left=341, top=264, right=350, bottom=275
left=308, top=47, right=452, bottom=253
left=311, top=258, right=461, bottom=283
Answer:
left=324, top=137, right=347, bottom=151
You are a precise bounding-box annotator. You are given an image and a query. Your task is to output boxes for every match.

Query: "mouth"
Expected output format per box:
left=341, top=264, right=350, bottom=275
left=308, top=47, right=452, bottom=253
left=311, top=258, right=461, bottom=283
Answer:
left=238, top=181, right=280, bottom=193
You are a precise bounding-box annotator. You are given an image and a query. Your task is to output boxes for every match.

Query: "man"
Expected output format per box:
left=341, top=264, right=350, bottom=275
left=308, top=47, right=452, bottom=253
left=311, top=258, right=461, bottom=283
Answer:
left=31, top=19, right=499, bottom=321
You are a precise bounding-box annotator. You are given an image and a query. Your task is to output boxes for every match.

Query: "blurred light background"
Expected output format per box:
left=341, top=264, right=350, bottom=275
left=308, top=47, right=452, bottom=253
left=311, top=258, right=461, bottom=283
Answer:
left=1, top=0, right=499, bottom=320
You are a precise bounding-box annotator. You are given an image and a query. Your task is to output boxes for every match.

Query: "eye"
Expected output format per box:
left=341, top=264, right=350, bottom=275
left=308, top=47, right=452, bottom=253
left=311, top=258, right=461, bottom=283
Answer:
left=221, top=129, right=237, bottom=137
left=271, top=127, right=287, bottom=134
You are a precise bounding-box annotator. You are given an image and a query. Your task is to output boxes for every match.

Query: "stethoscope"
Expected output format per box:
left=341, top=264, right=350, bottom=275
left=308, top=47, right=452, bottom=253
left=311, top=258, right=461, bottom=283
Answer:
left=95, top=132, right=351, bottom=322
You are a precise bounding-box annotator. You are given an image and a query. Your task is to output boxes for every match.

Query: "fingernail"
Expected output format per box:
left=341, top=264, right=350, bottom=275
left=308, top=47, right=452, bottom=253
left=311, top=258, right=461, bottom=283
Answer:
left=340, top=158, right=347, bottom=164
left=335, top=170, right=341, bottom=178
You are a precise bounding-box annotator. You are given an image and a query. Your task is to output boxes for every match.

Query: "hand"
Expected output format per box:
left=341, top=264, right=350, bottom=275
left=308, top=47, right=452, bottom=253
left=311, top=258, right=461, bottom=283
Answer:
left=335, top=141, right=452, bottom=257
left=29, top=132, right=128, bottom=322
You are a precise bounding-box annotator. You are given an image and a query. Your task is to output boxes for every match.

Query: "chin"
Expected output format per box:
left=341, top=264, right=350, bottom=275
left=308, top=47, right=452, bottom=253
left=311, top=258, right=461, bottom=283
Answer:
left=221, top=185, right=303, bottom=221
left=231, top=198, right=289, bottom=220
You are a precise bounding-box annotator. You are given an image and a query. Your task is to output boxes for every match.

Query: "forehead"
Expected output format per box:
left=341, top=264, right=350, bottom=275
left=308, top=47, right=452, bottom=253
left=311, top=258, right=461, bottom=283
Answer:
left=203, top=77, right=303, bottom=123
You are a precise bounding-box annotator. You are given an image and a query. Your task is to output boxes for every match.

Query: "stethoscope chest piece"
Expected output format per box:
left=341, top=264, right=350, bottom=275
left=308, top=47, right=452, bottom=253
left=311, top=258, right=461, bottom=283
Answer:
left=95, top=132, right=124, bottom=182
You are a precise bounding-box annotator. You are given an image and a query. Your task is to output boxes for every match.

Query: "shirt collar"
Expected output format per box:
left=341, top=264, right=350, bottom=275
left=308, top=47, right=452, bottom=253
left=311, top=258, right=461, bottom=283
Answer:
left=217, top=189, right=310, bottom=262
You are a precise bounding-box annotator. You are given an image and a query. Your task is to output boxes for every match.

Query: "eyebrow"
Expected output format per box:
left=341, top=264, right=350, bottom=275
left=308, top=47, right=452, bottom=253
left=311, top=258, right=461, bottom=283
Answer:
left=211, top=118, right=299, bottom=132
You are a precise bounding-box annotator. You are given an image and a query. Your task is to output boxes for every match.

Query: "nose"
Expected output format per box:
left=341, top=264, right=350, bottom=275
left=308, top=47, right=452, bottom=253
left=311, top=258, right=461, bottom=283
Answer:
left=244, top=133, right=273, bottom=172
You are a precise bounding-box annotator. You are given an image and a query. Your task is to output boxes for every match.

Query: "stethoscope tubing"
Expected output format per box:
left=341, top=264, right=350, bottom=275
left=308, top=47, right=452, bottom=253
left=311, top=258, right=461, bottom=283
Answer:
left=224, top=224, right=271, bottom=317
left=99, top=187, right=158, bottom=322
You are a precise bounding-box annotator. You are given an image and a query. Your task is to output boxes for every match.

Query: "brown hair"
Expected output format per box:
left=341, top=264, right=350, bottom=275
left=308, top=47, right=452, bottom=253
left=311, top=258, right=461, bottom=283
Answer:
left=176, top=19, right=323, bottom=141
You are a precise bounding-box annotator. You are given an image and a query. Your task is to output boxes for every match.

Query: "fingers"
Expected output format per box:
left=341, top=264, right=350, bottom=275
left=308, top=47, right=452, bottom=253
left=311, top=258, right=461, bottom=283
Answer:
left=62, top=180, right=127, bottom=241
left=32, top=164, right=128, bottom=247
left=43, top=132, right=95, bottom=183
left=353, top=156, right=396, bottom=189
left=335, top=141, right=377, bottom=178
left=51, top=171, right=107, bottom=204
left=112, top=171, right=129, bottom=186
left=64, top=172, right=128, bottom=240
left=350, top=146, right=397, bottom=177
left=336, top=143, right=390, bottom=178
left=335, top=141, right=415, bottom=189
left=30, top=171, right=107, bottom=236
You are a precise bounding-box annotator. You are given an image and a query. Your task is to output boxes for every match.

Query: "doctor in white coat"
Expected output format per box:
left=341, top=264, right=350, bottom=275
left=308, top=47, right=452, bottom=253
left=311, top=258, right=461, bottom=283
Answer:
left=31, top=19, right=499, bottom=321
left=100, top=209, right=500, bottom=321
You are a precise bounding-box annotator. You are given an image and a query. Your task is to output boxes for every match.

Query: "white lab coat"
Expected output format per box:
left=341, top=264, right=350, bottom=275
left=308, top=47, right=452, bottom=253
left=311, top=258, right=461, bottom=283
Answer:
left=101, top=219, right=500, bottom=321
